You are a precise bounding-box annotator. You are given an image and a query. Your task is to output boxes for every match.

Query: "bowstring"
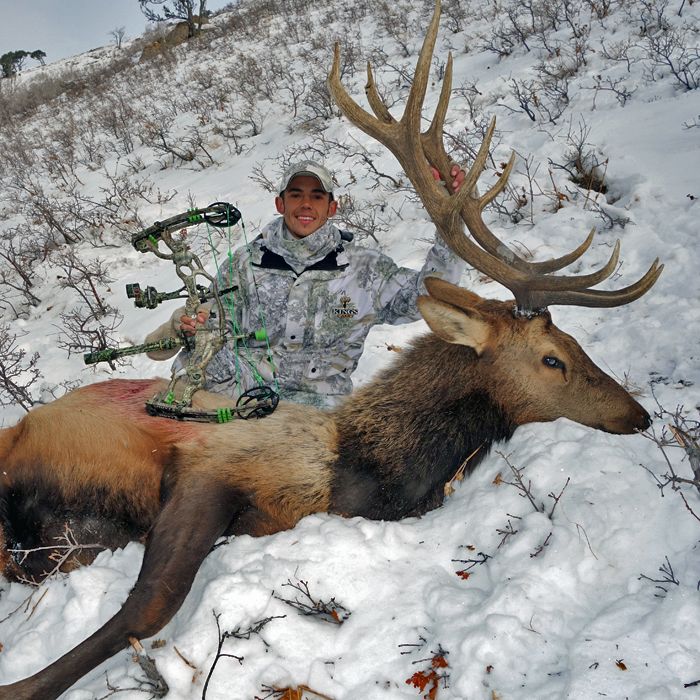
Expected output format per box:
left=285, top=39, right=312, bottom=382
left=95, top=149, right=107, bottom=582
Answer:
left=204, top=210, right=279, bottom=397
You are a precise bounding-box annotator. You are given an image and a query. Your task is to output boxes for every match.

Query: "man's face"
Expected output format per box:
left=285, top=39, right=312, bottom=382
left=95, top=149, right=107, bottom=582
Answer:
left=275, top=175, right=338, bottom=238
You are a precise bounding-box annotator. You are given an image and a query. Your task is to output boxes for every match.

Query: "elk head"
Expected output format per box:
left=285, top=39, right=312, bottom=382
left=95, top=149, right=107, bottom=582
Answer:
left=329, top=0, right=662, bottom=435
left=417, top=277, right=651, bottom=434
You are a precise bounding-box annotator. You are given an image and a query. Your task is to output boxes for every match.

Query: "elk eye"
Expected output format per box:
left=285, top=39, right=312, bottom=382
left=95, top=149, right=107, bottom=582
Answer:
left=543, top=355, right=566, bottom=371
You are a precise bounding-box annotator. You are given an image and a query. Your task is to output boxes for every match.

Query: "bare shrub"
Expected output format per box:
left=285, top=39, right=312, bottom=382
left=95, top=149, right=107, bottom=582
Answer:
left=549, top=118, right=609, bottom=194
left=477, top=0, right=560, bottom=57
left=441, top=0, right=469, bottom=33
left=580, top=0, right=619, bottom=20
left=0, top=324, right=42, bottom=411
left=139, top=109, right=216, bottom=167
left=451, top=80, right=484, bottom=122
left=51, top=249, right=124, bottom=366
left=300, top=72, right=337, bottom=126
left=109, top=26, right=127, bottom=49
left=499, top=61, right=573, bottom=125
left=0, top=56, right=134, bottom=121
left=632, top=0, right=672, bottom=35
left=641, top=396, right=700, bottom=524
left=375, top=1, right=416, bottom=57
left=643, top=25, right=700, bottom=90
left=600, top=37, right=643, bottom=72
left=584, top=74, right=637, bottom=107
left=333, top=193, right=388, bottom=244
left=92, top=93, right=138, bottom=156
left=0, top=225, right=45, bottom=313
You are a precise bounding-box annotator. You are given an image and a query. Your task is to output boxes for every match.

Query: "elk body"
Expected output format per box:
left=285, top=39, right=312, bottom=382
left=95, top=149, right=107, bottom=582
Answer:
left=0, top=287, right=652, bottom=699
left=0, top=2, right=661, bottom=698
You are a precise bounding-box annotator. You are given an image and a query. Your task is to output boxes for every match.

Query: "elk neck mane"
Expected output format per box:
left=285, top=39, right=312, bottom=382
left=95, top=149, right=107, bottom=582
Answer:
left=329, top=333, right=516, bottom=520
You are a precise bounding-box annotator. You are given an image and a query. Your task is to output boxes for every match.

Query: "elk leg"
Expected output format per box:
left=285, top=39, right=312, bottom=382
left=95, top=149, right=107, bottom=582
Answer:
left=0, top=475, right=246, bottom=700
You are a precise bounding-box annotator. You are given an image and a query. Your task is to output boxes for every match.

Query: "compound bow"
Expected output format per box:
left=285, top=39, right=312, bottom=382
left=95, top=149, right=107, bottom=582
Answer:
left=84, top=202, right=279, bottom=421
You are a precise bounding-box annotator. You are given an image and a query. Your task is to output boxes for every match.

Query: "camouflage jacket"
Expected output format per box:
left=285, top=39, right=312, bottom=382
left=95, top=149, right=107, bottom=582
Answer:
left=146, top=217, right=464, bottom=407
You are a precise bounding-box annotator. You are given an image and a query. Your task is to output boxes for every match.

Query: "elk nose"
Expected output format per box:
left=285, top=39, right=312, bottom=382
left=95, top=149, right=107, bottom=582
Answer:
left=637, top=407, right=652, bottom=431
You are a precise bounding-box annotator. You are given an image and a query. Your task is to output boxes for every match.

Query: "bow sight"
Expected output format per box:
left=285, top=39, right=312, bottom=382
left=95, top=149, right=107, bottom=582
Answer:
left=125, top=281, right=237, bottom=309
left=83, top=202, right=279, bottom=422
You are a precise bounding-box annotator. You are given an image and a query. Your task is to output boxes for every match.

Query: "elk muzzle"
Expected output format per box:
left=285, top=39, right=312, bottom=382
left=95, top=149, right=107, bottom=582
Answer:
left=595, top=396, right=651, bottom=435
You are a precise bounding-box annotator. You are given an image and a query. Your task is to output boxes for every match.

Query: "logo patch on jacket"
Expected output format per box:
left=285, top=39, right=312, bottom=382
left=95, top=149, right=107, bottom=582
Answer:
left=331, top=292, right=358, bottom=318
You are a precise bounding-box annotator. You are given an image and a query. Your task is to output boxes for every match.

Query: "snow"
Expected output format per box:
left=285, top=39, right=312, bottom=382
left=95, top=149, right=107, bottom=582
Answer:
left=0, top=1, right=699, bottom=698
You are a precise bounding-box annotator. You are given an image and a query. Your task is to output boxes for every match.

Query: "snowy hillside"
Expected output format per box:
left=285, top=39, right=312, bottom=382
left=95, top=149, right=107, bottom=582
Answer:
left=0, top=0, right=699, bottom=698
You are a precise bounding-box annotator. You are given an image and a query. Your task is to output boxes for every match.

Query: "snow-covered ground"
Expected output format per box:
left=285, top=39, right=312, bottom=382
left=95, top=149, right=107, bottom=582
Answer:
left=0, top=1, right=699, bottom=698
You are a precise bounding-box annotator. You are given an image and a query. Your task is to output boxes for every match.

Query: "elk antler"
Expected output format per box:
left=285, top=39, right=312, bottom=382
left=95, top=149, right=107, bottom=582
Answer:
left=328, top=0, right=662, bottom=313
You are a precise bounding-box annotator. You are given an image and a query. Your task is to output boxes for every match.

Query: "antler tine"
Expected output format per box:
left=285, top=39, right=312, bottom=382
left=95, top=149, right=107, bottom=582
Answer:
left=530, top=259, right=664, bottom=308
left=329, top=0, right=662, bottom=312
left=478, top=150, right=515, bottom=209
left=534, top=240, right=620, bottom=291
left=463, top=117, right=499, bottom=195
left=450, top=120, right=533, bottom=270
left=402, top=0, right=442, bottom=136
left=330, top=44, right=396, bottom=147
left=365, top=62, right=395, bottom=125
left=421, top=51, right=454, bottom=188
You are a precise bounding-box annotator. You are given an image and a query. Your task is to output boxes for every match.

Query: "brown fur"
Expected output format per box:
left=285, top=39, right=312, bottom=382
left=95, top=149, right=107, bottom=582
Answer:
left=0, top=280, right=651, bottom=700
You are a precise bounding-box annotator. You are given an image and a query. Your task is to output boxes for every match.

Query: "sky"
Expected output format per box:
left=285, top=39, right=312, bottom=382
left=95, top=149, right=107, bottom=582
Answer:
left=0, top=0, right=231, bottom=65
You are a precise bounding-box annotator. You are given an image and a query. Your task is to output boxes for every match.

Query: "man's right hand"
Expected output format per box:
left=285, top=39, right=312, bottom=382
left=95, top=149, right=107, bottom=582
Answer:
left=430, top=163, right=466, bottom=192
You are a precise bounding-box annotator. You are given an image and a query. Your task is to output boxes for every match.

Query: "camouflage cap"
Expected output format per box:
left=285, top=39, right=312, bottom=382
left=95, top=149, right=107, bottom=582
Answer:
left=278, top=160, right=334, bottom=194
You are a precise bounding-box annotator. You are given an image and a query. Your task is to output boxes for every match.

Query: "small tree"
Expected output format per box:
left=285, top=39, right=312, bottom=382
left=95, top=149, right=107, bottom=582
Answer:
left=30, top=49, right=46, bottom=66
left=0, top=50, right=27, bottom=78
left=0, top=52, right=13, bottom=78
left=10, top=50, right=28, bottom=72
left=138, top=0, right=208, bottom=39
left=0, top=49, right=45, bottom=77
left=108, top=26, right=127, bottom=49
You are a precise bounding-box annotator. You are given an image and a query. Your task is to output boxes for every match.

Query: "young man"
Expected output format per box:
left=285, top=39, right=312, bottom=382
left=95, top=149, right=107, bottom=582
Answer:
left=145, top=160, right=465, bottom=407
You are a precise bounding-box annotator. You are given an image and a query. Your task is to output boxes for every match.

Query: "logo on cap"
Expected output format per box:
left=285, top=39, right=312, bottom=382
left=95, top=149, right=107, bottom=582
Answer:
left=279, top=160, right=334, bottom=194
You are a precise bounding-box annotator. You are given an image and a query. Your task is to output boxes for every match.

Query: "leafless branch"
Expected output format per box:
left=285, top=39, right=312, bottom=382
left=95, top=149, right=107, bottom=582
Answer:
left=275, top=578, right=351, bottom=625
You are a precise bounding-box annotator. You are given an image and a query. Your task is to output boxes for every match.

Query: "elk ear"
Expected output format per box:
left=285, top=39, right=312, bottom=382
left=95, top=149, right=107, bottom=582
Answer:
left=423, top=276, right=486, bottom=311
left=417, top=296, right=491, bottom=354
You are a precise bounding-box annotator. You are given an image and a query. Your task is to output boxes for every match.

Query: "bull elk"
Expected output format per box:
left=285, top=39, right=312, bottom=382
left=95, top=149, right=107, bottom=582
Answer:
left=0, top=1, right=661, bottom=698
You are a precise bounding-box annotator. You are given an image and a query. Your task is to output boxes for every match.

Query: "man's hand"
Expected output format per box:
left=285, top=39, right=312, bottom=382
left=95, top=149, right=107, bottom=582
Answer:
left=178, top=309, right=209, bottom=336
left=430, top=163, right=466, bottom=192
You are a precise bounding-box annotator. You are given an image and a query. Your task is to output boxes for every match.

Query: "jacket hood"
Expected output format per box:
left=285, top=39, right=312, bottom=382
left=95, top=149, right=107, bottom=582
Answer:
left=261, top=217, right=342, bottom=275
